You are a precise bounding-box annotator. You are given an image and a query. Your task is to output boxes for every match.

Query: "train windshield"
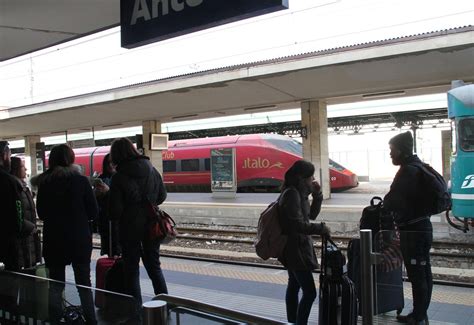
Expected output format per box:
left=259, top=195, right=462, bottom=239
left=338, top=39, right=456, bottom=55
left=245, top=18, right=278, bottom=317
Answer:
left=328, top=159, right=345, bottom=171
left=459, top=118, right=474, bottom=152
left=263, top=135, right=302, bottom=156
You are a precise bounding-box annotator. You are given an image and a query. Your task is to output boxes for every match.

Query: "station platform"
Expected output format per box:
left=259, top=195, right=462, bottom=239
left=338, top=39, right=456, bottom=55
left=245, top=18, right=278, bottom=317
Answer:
left=68, top=250, right=473, bottom=325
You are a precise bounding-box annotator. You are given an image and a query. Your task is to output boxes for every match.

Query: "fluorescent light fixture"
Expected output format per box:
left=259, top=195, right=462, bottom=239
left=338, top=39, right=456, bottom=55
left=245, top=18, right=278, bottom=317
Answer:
left=362, top=90, right=406, bottom=99
left=172, top=114, right=198, bottom=120
left=102, top=123, right=123, bottom=128
left=243, top=105, right=276, bottom=111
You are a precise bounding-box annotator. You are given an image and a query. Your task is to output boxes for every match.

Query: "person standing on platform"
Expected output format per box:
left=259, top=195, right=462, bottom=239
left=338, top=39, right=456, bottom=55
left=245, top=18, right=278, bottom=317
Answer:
left=36, top=144, right=98, bottom=325
left=384, top=131, right=432, bottom=325
left=10, top=157, right=41, bottom=269
left=108, top=138, right=168, bottom=323
left=94, top=153, right=121, bottom=256
left=278, top=160, right=331, bottom=325
left=0, top=141, right=35, bottom=271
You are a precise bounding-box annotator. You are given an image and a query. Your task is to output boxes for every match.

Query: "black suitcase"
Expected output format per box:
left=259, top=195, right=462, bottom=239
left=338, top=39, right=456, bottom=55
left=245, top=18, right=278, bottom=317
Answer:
left=347, top=238, right=404, bottom=315
left=319, top=236, right=358, bottom=325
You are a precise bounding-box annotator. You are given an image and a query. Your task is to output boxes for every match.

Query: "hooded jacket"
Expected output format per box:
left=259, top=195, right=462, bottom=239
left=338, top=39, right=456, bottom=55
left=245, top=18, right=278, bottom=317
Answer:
left=36, top=166, right=98, bottom=266
left=277, top=185, right=324, bottom=270
left=384, top=154, right=428, bottom=227
left=108, top=156, right=167, bottom=241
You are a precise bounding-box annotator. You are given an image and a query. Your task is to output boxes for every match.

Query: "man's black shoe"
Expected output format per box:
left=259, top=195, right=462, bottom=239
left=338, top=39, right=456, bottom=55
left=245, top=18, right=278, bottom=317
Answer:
left=396, top=314, right=428, bottom=325
left=396, top=314, right=411, bottom=323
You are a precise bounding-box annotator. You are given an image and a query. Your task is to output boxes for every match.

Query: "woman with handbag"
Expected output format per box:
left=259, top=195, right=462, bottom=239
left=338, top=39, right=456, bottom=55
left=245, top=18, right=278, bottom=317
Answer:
left=108, top=138, right=168, bottom=323
left=36, top=144, right=98, bottom=325
left=278, top=160, right=331, bottom=325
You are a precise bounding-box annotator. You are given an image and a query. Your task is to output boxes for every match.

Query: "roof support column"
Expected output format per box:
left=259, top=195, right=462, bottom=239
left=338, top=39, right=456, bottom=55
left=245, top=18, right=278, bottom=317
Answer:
left=142, top=120, right=163, bottom=173
left=24, top=135, right=41, bottom=177
left=301, top=100, right=330, bottom=199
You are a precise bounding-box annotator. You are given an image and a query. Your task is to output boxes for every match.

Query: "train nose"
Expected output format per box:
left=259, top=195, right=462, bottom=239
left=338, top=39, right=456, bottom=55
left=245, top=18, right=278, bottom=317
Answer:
left=352, top=174, right=359, bottom=186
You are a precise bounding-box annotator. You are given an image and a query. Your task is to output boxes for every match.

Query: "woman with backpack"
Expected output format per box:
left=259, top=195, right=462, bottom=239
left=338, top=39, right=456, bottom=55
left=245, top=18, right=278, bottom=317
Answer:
left=278, top=159, right=331, bottom=325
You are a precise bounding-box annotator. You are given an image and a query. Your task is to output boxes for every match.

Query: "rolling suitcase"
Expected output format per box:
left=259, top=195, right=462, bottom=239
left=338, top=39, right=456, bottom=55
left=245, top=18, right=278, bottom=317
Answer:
left=319, top=236, right=358, bottom=325
left=347, top=238, right=404, bottom=315
left=95, top=221, right=119, bottom=308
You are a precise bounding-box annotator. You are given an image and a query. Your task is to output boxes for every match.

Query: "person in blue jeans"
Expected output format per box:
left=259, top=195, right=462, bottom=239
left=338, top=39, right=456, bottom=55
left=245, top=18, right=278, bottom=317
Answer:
left=108, top=138, right=168, bottom=323
left=277, top=160, right=331, bottom=325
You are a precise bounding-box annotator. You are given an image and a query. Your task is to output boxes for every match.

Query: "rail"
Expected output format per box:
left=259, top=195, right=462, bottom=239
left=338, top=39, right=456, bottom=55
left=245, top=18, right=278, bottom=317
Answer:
left=153, top=294, right=287, bottom=325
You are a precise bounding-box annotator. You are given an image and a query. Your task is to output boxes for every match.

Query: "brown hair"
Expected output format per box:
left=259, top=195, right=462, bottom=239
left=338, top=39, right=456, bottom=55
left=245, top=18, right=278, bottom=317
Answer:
left=10, top=156, right=23, bottom=177
left=48, top=144, right=75, bottom=169
left=110, top=138, right=140, bottom=166
left=282, top=159, right=315, bottom=188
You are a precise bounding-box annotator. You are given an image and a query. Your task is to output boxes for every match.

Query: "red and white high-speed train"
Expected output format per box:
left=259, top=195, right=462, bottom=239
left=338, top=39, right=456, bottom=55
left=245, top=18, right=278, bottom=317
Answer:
left=55, top=134, right=358, bottom=192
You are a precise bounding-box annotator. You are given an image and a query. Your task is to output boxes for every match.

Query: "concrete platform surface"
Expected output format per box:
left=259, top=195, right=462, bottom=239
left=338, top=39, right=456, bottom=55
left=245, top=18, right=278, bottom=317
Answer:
left=61, top=250, right=474, bottom=325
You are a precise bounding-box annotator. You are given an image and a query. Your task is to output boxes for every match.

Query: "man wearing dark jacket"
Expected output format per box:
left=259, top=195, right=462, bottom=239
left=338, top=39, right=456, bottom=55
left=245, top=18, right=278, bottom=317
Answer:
left=384, top=132, right=432, bottom=325
left=108, top=138, right=167, bottom=323
left=0, top=141, right=32, bottom=271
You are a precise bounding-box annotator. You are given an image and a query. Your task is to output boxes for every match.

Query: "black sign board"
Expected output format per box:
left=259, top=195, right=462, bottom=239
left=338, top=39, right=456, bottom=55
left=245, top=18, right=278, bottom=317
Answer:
left=210, top=148, right=236, bottom=191
left=121, top=0, right=289, bottom=48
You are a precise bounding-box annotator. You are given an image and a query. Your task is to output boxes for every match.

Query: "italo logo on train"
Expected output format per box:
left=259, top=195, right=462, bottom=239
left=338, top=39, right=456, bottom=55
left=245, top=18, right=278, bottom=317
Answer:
left=242, top=158, right=283, bottom=169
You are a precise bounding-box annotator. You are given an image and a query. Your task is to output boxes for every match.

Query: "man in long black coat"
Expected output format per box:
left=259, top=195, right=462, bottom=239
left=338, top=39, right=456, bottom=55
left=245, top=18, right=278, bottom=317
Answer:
left=0, top=141, right=25, bottom=270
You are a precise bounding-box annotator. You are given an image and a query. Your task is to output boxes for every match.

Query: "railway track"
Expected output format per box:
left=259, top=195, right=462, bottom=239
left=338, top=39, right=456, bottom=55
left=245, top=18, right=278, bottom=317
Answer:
left=37, top=222, right=473, bottom=283
left=174, top=226, right=474, bottom=259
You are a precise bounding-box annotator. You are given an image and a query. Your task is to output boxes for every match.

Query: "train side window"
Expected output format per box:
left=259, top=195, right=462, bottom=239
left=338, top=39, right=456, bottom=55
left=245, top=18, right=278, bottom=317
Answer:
left=204, top=158, right=210, bottom=171
left=181, top=159, right=199, bottom=171
left=451, top=120, right=457, bottom=155
left=163, top=160, right=176, bottom=172
left=459, top=118, right=474, bottom=152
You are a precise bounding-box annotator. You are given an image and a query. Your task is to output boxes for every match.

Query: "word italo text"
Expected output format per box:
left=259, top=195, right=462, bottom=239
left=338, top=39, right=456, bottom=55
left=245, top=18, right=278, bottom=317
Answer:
left=130, top=0, right=204, bottom=25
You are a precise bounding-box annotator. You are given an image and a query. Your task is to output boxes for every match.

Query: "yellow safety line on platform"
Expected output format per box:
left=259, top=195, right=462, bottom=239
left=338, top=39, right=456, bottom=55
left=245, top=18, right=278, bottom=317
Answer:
left=163, top=202, right=365, bottom=209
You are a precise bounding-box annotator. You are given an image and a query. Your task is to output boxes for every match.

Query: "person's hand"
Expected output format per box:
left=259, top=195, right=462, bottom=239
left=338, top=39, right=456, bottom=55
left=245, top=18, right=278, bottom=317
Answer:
left=311, top=180, right=321, bottom=196
left=95, top=182, right=109, bottom=194
left=320, top=223, right=331, bottom=236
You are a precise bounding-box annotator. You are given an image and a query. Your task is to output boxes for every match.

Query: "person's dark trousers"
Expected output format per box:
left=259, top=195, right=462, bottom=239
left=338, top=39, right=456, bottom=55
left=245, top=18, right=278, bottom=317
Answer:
left=400, top=219, right=433, bottom=322
left=48, top=263, right=97, bottom=324
left=121, top=239, right=168, bottom=318
left=285, top=269, right=317, bottom=325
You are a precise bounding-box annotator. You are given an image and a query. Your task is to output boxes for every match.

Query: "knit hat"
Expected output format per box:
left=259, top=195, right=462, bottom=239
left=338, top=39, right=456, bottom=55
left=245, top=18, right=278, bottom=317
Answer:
left=389, top=131, right=413, bottom=155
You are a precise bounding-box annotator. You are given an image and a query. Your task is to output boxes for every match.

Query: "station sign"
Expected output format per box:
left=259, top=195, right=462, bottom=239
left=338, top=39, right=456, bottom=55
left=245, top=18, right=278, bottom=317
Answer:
left=210, top=148, right=236, bottom=194
left=67, top=138, right=96, bottom=149
left=121, top=0, right=289, bottom=48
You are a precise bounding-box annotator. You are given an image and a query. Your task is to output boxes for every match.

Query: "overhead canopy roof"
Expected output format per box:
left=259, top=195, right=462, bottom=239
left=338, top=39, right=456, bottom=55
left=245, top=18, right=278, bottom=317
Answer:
left=0, top=21, right=473, bottom=139
left=0, top=0, right=119, bottom=62
left=1, top=0, right=473, bottom=141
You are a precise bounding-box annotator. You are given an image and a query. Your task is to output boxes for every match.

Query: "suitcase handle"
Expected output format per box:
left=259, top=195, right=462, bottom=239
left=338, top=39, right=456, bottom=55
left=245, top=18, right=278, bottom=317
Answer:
left=370, top=196, right=383, bottom=207
left=108, top=220, right=113, bottom=258
left=321, top=234, right=338, bottom=277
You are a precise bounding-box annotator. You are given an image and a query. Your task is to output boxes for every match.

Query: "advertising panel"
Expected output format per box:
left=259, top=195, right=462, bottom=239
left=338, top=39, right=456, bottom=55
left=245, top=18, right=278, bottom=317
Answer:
left=210, top=148, right=236, bottom=193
